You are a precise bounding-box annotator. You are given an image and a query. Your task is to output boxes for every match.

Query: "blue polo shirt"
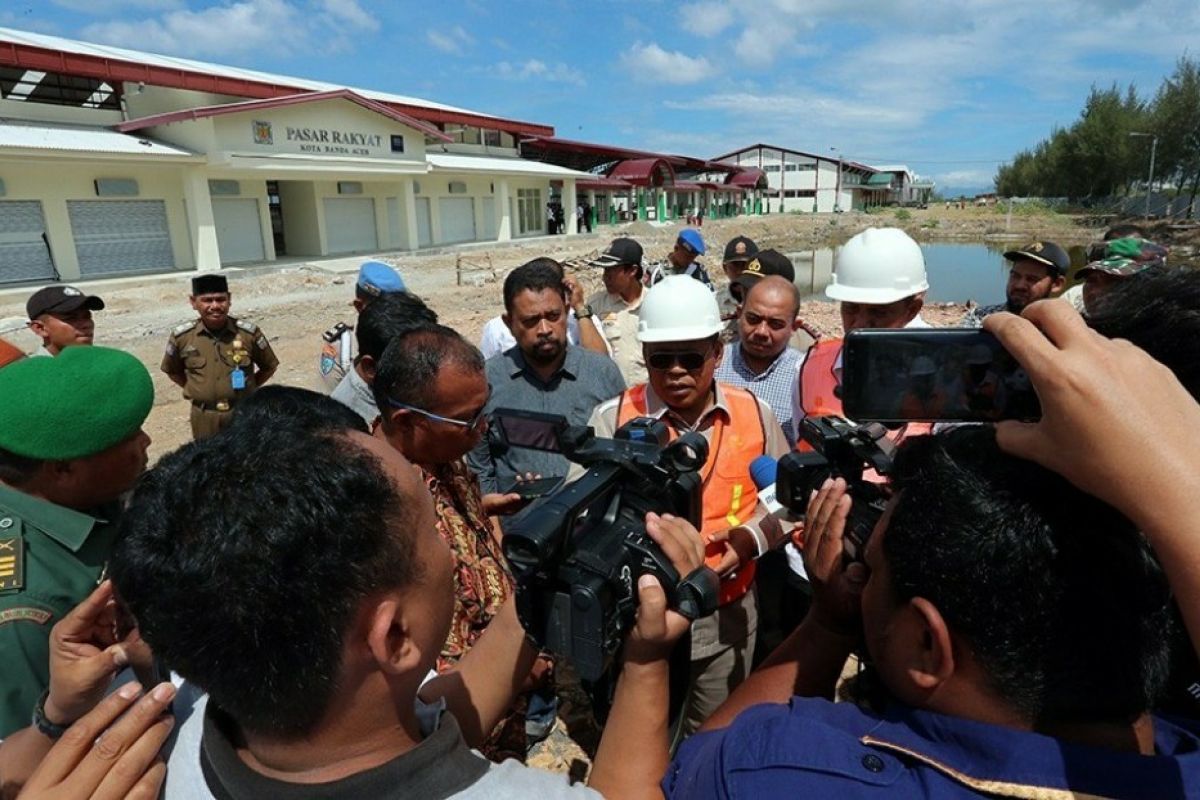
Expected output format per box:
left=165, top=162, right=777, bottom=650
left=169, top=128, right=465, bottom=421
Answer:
left=664, top=697, right=1200, bottom=799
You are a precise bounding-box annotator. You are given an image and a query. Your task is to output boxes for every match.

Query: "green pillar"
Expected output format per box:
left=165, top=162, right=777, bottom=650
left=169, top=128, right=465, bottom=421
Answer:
left=657, top=192, right=667, bottom=222
left=591, top=205, right=599, bottom=228
left=638, top=190, right=647, bottom=221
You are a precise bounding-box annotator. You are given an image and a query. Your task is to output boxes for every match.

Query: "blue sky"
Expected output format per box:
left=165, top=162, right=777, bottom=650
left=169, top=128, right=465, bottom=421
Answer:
left=5, top=0, right=1200, bottom=196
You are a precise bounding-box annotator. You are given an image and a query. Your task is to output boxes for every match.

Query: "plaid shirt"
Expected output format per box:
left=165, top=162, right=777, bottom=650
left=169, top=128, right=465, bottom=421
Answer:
left=714, top=344, right=803, bottom=446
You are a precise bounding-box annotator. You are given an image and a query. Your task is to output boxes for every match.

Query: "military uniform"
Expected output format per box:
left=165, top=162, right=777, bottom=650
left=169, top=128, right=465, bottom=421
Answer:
left=318, top=322, right=354, bottom=390
left=0, top=486, right=117, bottom=737
left=161, top=317, right=279, bottom=440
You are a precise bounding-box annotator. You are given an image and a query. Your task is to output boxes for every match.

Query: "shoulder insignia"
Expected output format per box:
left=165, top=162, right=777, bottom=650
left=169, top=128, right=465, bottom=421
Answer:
left=236, top=320, right=259, bottom=334
left=172, top=321, right=195, bottom=336
left=0, top=608, right=52, bottom=625
left=0, top=536, right=24, bottom=593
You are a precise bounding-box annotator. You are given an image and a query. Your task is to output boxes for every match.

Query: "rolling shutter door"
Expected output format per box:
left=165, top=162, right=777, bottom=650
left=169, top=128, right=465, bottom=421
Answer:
left=437, top=197, right=476, bottom=244
left=0, top=201, right=55, bottom=283
left=415, top=198, right=433, bottom=247
left=480, top=197, right=498, bottom=240
left=68, top=200, right=174, bottom=277
left=212, top=198, right=265, bottom=265
left=322, top=198, right=377, bottom=254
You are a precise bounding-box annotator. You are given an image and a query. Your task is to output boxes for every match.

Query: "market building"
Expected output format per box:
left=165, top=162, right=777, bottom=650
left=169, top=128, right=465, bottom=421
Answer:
left=0, top=27, right=593, bottom=284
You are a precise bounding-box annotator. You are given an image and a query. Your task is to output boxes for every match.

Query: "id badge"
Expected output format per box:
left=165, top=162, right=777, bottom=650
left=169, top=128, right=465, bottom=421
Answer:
left=231, top=368, right=246, bottom=390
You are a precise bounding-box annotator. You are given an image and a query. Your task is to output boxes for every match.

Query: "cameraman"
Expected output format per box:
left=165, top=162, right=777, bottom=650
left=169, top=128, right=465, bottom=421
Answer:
left=109, top=407, right=707, bottom=798
left=583, top=274, right=791, bottom=736
left=671, top=424, right=1189, bottom=797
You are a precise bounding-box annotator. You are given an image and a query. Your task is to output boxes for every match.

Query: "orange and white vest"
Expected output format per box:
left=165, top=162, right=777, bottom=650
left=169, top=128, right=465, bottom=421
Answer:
left=616, top=383, right=766, bottom=606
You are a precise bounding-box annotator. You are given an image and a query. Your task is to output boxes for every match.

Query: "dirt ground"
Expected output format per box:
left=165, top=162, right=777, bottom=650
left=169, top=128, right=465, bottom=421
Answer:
left=0, top=206, right=1117, bottom=462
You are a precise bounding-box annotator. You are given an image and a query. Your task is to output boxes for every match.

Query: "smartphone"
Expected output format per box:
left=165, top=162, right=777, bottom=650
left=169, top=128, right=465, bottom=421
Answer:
left=493, top=408, right=568, bottom=453
left=502, top=476, right=565, bottom=499
left=841, top=329, right=1041, bottom=422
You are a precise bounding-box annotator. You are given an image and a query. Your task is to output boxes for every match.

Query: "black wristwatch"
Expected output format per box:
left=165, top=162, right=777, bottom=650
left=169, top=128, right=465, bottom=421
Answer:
left=32, top=690, right=70, bottom=740
left=575, top=304, right=594, bottom=320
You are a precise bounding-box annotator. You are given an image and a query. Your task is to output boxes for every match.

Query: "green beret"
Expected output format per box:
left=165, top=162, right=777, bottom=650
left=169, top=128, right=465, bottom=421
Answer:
left=0, top=346, right=153, bottom=460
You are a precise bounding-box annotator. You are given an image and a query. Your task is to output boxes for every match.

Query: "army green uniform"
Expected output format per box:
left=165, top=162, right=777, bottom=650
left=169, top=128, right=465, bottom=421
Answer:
left=0, top=484, right=118, bottom=738
left=161, top=317, right=279, bottom=440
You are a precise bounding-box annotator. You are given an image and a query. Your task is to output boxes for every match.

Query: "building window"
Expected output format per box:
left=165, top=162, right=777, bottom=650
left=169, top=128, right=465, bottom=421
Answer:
left=763, top=164, right=781, bottom=173
left=0, top=67, right=119, bottom=110
left=484, top=130, right=501, bottom=147
left=517, top=188, right=542, bottom=235
left=390, top=135, right=405, bottom=153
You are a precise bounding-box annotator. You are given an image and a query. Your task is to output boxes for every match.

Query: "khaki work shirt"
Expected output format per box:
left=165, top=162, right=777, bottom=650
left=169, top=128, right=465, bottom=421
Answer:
left=161, top=317, right=278, bottom=406
left=587, top=289, right=647, bottom=387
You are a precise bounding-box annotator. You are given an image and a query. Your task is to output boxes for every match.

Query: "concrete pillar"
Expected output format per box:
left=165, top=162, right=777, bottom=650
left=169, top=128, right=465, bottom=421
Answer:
left=182, top=166, right=220, bottom=271
left=496, top=178, right=512, bottom=242
left=587, top=190, right=597, bottom=228
left=402, top=177, right=420, bottom=251
left=564, top=179, right=578, bottom=235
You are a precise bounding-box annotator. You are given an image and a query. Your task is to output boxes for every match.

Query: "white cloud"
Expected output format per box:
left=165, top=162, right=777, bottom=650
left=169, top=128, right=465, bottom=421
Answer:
left=79, top=0, right=378, bottom=58
left=427, top=25, right=474, bottom=55
left=495, top=59, right=586, bottom=87
left=679, top=1, right=735, bottom=37
left=620, top=42, right=715, bottom=84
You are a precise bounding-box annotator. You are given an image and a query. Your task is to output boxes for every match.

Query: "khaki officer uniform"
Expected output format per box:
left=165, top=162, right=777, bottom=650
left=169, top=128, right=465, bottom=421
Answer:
left=161, top=317, right=279, bottom=440
left=0, top=486, right=118, bottom=737
left=586, top=288, right=647, bottom=387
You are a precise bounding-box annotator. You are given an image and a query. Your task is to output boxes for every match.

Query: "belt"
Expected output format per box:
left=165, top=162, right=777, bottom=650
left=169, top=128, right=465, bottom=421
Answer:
left=191, top=400, right=233, bottom=412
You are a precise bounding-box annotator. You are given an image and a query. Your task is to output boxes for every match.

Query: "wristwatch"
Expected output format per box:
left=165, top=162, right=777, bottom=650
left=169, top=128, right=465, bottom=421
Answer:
left=32, top=690, right=70, bottom=740
left=575, top=304, right=594, bottom=320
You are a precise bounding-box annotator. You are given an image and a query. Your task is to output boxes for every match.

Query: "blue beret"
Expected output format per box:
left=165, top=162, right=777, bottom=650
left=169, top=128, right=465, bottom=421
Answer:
left=0, top=346, right=153, bottom=460
left=356, top=261, right=406, bottom=297
left=678, top=228, right=706, bottom=256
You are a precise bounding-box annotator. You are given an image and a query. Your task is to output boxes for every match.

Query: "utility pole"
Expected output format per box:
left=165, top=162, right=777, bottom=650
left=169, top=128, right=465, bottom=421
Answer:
left=1129, top=131, right=1158, bottom=219
left=830, top=146, right=843, bottom=212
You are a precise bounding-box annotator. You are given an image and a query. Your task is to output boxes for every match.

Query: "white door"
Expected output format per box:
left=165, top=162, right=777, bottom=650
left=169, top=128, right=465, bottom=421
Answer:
left=415, top=197, right=432, bottom=248
left=67, top=200, right=174, bottom=277
left=437, top=197, right=476, bottom=244
left=322, top=197, right=377, bottom=254
left=0, top=200, right=55, bottom=283
left=480, top=197, right=498, bottom=240
left=212, top=198, right=265, bottom=265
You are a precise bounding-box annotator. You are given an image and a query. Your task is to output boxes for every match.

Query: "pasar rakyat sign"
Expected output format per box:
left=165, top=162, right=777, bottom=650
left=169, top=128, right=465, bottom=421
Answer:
left=286, top=126, right=384, bottom=156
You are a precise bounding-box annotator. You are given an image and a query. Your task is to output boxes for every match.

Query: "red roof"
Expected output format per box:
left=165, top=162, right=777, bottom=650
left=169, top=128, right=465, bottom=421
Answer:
left=608, top=158, right=675, bottom=187
left=114, top=89, right=452, bottom=141
left=577, top=176, right=634, bottom=190
left=726, top=168, right=767, bottom=189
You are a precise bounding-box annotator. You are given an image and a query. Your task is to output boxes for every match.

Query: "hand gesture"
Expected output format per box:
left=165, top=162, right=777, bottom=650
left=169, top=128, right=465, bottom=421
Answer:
left=804, top=479, right=868, bottom=636
left=706, top=527, right=756, bottom=577
left=562, top=274, right=586, bottom=310
left=625, top=512, right=707, bottom=664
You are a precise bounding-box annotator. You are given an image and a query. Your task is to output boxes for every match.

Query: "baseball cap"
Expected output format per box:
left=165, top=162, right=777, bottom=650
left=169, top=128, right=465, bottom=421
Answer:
left=677, top=228, right=706, bottom=256
left=1077, top=237, right=1168, bottom=279
left=357, top=261, right=407, bottom=298
left=1003, top=241, right=1070, bottom=275
left=733, top=249, right=796, bottom=296
left=26, top=285, right=105, bottom=321
left=588, top=238, right=644, bottom=268
left=723, top=236, right=759, bottom=264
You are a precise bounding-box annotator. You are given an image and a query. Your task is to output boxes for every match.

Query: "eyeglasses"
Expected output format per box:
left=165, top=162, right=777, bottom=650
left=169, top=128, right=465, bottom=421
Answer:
left=647, top=348, right=712, bottom=371
left=386, top=396, right=490, bottom=431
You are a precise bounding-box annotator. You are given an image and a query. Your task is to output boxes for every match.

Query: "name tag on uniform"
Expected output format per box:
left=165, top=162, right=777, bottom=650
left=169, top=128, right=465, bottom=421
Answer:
left=231, top=368, right=246, bottom=390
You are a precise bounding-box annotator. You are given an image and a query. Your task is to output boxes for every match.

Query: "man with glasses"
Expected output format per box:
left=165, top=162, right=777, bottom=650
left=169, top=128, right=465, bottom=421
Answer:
left=467, top=260, right=624, bottom=497
left=647, top=228, right=712, bottom=288
left=581, top=274, right=790, bottom=738
left=372, top=324, right=535, bottom=759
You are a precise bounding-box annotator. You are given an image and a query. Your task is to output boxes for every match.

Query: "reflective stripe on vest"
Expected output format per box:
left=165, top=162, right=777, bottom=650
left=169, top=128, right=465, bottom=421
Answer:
left=616, top=383, right=766, bottom=605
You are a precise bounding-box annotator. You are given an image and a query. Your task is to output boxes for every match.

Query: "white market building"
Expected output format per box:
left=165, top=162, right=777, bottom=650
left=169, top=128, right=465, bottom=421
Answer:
left=0, top=28, right=592, bottom=285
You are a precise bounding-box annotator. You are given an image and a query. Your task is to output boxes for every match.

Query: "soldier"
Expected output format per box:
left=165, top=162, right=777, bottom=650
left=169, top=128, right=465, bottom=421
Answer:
left=0, top=346, right=152, bottom=738
left=318, top=261, right=408, bottom=390
left=161, top=274, right=278, bottom=440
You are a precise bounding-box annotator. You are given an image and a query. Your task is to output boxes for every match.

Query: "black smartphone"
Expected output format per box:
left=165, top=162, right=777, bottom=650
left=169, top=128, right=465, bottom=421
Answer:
left=841, top=329, right=1041, bottom=422
left=493, top=408, right=568, bottom=453
left=503, top=476, right=564, bottom=499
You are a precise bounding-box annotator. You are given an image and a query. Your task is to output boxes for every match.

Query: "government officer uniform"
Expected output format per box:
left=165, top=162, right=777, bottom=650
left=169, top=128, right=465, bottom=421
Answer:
left=0, top=346, right=153, bottom=737
left=162, top=275, right=279, bottom=440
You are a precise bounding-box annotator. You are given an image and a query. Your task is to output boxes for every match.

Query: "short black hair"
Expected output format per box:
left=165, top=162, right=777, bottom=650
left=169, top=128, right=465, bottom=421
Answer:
left=372, top=323, right=484, bottom=412
left=1105, top=223, right=1147, bottom=241
left=503, top=259, right=565, bottom=313
left=110, top=420, right=422, bottom=739
left=884, top=427, right=1171, bottom=725
left=230, top=385, right=369, bottom=435
left=356, top=292, right=438, bottom=361
left=1087, top=267, right=1200, bottom=401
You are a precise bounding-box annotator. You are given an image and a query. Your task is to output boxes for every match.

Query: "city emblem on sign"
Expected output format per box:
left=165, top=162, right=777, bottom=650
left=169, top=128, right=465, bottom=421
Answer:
left=253, top=120, right=273, bottom=145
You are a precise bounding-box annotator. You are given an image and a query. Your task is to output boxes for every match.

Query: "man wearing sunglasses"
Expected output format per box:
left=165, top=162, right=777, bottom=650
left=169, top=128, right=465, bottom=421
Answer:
left=582, top=274, right=791, bottom=738
left=372, top=323, right=536, bottom=759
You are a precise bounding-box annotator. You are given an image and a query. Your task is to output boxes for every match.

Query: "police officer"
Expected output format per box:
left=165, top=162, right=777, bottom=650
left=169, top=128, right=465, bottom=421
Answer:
left=162, top=274, right=278, bottom=440
left=318, top=261, right=408, bottom=390
left=0, top=346, right=152, bottom=738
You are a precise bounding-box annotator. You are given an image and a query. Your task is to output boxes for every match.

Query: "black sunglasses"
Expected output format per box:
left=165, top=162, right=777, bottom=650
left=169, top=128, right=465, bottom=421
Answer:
left=647, top=348, right=711, bottom=371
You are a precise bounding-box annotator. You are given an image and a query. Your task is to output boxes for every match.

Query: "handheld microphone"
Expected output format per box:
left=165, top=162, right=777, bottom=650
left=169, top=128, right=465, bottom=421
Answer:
left=749, top=455, right=809, bottom=581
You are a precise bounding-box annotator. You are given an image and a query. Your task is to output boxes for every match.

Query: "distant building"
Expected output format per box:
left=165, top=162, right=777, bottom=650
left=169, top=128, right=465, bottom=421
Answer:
left=867, top=165, right=936, bottom=205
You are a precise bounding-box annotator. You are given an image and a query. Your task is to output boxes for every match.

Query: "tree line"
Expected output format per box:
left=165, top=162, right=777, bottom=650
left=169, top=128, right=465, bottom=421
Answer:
left=994, top=56, right=1200, bottom=209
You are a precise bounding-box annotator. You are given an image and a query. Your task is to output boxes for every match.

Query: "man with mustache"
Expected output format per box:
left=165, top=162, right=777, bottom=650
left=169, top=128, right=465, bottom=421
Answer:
left=961, top=241, right=1068, bottom=326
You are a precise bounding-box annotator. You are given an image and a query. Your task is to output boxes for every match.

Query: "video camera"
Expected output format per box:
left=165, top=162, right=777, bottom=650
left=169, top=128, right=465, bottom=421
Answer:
left=776, top=416, right=897, bottom=562
left=494, top=408, right=721, bottom=683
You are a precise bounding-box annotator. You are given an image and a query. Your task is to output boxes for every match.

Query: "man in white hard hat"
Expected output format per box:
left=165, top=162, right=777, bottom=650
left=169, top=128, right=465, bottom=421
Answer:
left=582, top=274, right=791, bottom=738
left=793, top=227, right=934, bottom=429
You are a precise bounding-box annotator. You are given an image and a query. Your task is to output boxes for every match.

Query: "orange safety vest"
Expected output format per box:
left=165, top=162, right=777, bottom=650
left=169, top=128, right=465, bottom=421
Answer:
left=796, top=338, right=932, bottom=476
left=616, top=382, right=766, bottom=606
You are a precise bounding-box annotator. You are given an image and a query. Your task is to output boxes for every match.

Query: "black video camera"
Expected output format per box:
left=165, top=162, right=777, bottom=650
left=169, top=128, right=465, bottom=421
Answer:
left=776, top=416, right=897, bottom=562
left=494, top=408, right=721, bottom=684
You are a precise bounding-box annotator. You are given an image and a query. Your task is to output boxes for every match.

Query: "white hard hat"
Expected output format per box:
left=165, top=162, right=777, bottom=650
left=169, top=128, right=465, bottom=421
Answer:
left=826, top=227, right=929, bottom=304
left=637, top=275, right=723, bottom=343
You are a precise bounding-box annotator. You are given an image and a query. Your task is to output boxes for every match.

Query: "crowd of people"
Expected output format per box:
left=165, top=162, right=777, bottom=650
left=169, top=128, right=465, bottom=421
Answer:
left=0, top=221, right=1198, bottom=799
